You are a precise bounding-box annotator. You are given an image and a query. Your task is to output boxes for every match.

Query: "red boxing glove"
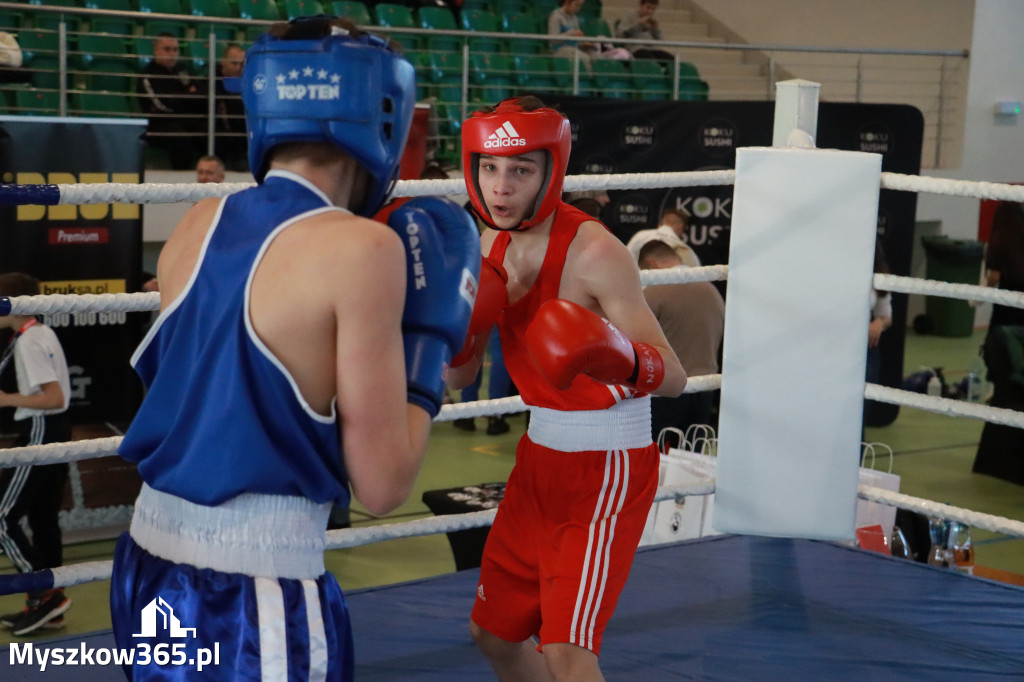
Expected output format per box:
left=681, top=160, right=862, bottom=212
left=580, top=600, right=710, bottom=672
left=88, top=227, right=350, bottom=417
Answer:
left=525, top=299, right=665, bottom=392
left=452, top=256, right=508, bottom=367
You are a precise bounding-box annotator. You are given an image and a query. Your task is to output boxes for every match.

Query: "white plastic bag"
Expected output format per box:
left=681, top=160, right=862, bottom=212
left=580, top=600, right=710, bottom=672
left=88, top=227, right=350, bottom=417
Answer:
left=640, top=427, right=721, bottom=547
left=856, top=442, right=901, bottom=541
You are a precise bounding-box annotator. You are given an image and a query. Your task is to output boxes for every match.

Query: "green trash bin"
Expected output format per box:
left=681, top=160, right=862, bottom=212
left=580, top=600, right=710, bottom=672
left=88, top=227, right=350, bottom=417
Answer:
left=921, top=235, right=984, bottom=337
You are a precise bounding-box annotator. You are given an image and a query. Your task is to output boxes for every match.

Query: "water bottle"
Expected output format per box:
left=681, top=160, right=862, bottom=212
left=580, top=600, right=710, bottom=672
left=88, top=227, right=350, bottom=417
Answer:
left=948, top=522, right=975, bottom=575
left=967, top=355, right=985, bottom=403
left=927, top=517, right=953, bottom=568
left=926, top=373, right=942, bottom=397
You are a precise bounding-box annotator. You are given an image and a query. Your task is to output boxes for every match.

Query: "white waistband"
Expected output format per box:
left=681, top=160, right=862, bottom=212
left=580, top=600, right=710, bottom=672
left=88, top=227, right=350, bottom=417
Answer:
left=528, top=396, right=653, bottom=452
left=130, top=483, right=332, bottom=580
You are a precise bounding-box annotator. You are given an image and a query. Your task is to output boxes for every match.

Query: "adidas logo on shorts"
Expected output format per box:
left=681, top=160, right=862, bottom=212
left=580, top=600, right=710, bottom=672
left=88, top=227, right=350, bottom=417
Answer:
left=484, top=121, right=526, bottom=148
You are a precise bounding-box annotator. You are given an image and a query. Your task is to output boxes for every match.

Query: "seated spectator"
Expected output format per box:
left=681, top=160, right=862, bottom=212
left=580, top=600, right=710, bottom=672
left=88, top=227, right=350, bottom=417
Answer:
left=626, top=208, right=701, bottom=267
left=615, top=0, right=674, bottom=64
left=137, top=33, right=204, bottom=170
left=548, top=0, right=629, bottom=72
left=638, top=240, right=724, bottom=439
left=214, top=43, right=248, bottom=172
left=0, top=31, right=30, bottom=84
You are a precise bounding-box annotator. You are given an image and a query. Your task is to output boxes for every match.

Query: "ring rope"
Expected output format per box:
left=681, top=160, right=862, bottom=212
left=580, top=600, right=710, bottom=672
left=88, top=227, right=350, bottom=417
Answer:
left=875, top=274, right=1024, bottom=308
left=879, top=173, right=1024, bottom=201
left=864, top=384, right=1024, bottom=429
left=2, top=171, right=1023, bottom=206
left=6, top=271, right=1022, bottom=318
left=1, top=480, right=1021, bottom=595
left=0, top=376, right=726, bottom=469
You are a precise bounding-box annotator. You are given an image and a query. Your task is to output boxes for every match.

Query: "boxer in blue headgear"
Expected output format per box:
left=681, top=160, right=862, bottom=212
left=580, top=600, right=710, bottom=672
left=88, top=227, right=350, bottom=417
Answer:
left=240, top=15, right=416, bottom=216
left=111, top=16, right=481, bottom=681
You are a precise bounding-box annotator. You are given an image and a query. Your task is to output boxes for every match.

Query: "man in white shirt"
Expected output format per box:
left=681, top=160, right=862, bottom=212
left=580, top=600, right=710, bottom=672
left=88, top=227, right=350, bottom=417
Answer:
left=0, top=272, right=73, bottom=636
left=626, top=208, right=701, bottom=267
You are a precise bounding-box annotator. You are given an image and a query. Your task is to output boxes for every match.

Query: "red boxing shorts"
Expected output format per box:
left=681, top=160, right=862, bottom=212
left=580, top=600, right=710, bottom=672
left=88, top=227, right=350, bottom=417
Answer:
left=471, top=398, right=658, bottom=654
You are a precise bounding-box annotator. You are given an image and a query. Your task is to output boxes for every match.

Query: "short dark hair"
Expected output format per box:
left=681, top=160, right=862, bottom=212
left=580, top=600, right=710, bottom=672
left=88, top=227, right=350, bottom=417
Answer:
left=661, top=208, right=687, bottom=225
left=638, top=239, right=678, bottom=268
left=0, top=272, right=40, bottom=298
left=479, top=95, right=551, bottom=115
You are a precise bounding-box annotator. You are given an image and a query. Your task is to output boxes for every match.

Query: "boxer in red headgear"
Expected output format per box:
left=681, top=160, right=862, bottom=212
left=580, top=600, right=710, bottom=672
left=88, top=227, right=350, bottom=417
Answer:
left=450, top=96, right=687, bottom=681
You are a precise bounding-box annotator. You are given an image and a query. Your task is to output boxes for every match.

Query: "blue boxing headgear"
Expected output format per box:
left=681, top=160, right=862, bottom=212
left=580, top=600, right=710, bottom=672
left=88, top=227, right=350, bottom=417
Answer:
left=240, top=17, right=415, bottom=216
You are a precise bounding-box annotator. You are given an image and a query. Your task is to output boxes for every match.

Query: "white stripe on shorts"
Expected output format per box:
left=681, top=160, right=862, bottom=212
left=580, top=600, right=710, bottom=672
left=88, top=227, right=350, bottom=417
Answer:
left=303, top=579, right=328, bottom=682
left=255, top=577, right=287, bottom=682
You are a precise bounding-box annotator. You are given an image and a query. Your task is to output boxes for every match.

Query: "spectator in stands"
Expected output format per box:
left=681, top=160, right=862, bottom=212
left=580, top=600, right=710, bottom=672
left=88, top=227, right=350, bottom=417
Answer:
left=547, top=0, right=630, bottom=72
left=985, top=200, right=1024, bottom=329
left=626, top=208, right=701, bottom=267
left=615, top=0, right=674, bottom=64
left=638, top=240, right=724, bottom=439
left=0, top=31, right=31, bottom=84
left=137, top=33, right=203, bottom=170
left=215, top=43, right=248, bottom=172
left=195, top=154, right=226, bottom=184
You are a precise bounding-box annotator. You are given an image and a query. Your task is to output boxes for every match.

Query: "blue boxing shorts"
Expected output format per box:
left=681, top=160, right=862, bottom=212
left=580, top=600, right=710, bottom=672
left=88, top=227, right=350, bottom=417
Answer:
left=110, top=484, right=352, bottom=681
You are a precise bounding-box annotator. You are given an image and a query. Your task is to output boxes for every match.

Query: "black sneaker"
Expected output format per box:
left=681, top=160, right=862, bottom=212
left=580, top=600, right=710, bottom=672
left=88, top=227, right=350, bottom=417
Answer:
left=1, top=597, right=37, bottom=628
left=486, top=416, right=510, bottom=435
left=453, top=418, right=476, bottom=431
left=11, top=591, right=72, bottom=636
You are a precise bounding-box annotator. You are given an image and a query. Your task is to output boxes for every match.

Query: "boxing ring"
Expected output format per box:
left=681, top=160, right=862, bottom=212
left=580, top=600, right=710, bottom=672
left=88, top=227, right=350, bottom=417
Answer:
left=2, top=85, right=1024, bottom=679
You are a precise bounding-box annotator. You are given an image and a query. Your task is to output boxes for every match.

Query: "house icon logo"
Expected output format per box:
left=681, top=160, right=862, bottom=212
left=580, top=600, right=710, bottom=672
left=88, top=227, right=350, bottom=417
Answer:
left=133, top=597, right=197, bottom=639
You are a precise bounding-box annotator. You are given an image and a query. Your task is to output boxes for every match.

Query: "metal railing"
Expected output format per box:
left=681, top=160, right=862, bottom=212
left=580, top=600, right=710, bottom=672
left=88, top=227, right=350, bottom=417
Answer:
left=0, top=2, right=968, bottom=169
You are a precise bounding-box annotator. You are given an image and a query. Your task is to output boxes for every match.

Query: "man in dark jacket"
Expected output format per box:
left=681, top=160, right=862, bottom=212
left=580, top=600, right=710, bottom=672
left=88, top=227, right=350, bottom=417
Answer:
left=137, top=33, right=203, bottom=169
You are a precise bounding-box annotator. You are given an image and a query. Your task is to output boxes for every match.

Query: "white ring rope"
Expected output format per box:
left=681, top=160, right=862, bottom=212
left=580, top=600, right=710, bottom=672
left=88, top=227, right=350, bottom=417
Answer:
left=0, top=376, right=726, bottom=469
left=10, top=271, right=1022, bottom=318
left=876, top=274, right=1024, bottom=308
left=865, top=384, right=1024, bottom=429
left=20, top=171, right=1024, bottom=205
left=880, top=173, right=1024, bottom=201
left=21, top=480, right=1024, bottom=592
left=857, top=485, right=1024, bottom=538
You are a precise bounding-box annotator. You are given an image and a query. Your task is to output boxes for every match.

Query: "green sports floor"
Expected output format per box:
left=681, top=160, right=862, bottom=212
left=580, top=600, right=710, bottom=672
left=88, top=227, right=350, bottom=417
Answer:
left=1, top=328, right=1021, bottom=647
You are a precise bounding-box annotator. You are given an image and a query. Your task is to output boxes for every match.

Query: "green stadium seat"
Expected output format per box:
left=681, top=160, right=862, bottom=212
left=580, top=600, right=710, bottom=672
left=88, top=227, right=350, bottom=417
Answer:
left=426, top=50, right=464, bottom=86
left=0, top=12, right=23, bottom=31
left=468, top=52, right=513, bottom=104
left=76, top=33, right=134, bottom=91
left=578, top=0, right=600, bottom=19
left=629, top=59, right=669, bottom=100
left=329, top=1, right=371, bottom=25
left=189, top=0, right=233, bottom=16
left=238, top=0, right=281, bottom=21
left=676, top=61, right=709, bottom=101
left=137, top=0, right=186, bottom=14
left=501, top=12, right=544, bottom=55
left=283, top=0, right=326, bottom=20
left=461, top=0, right=492, bottom=12
left=183, top=35, right=226, bottom=71
left=581, top=16, right=613, bottom=40
left=591, top=58, right=629, bottom=98
left=188, top=0, right=237, bottom=41
left=418, top=7, right=461, bottom=53
left=84, top=0, right=131, bottom=9
left=403, top=50, right=434, bottom=101
left=89, top=18, right=137, bottom=37
left=14, top=88, right=61, bottom=116
left=142, top=21, right=190, bottom=39
left=72, top=90, right=137, bottom=117
left=373, top=4, right=420, bottom=50
left=512, top=53, right=557, bottom=93
left=461, top=10, right=503, bottom=54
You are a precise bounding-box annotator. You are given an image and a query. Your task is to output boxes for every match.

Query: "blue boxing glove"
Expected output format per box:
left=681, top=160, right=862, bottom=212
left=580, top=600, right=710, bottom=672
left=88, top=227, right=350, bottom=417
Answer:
left=388, top=197, right=481, bottom=416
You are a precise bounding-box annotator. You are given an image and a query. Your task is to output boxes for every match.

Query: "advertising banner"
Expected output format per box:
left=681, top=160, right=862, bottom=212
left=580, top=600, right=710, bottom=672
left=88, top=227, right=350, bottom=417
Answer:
left=0, top=116, right=147, bottom=426
left=544, top=98, right=923, bottom=426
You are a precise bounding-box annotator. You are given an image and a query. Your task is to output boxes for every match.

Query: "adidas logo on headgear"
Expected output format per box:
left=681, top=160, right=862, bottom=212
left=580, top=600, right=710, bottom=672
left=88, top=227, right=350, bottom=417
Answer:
left=484, top=121, right=526, bottom=148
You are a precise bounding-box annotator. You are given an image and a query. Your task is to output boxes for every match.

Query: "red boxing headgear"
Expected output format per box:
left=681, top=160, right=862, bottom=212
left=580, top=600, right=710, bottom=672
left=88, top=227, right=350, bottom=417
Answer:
left=461, top=99, right=571, bottom=230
